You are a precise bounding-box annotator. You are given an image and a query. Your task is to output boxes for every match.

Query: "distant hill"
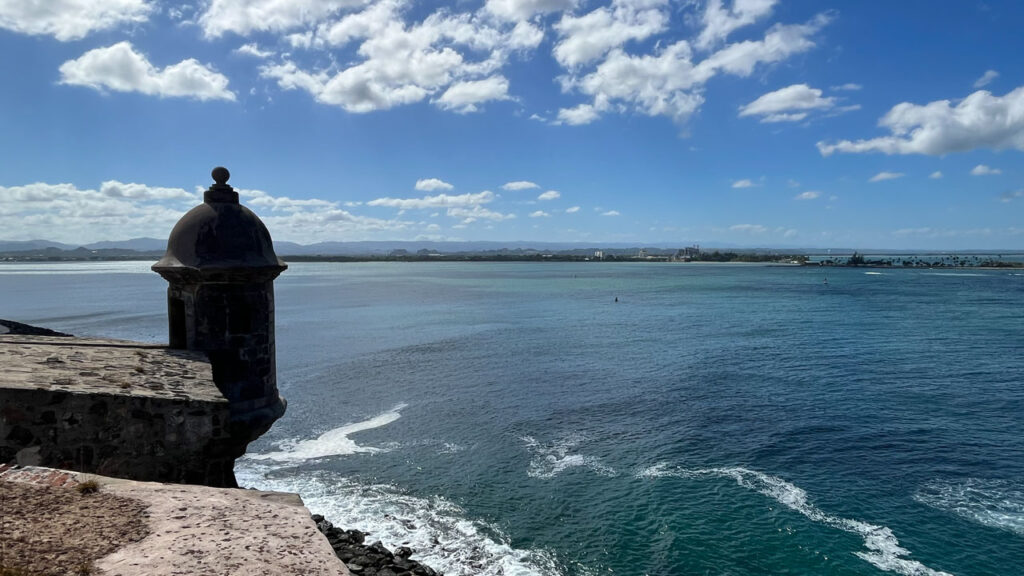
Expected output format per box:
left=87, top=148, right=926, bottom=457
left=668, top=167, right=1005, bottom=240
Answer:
left=85, top=238, right=167, bottom=251
left=0, top=239, right=78, bottom=252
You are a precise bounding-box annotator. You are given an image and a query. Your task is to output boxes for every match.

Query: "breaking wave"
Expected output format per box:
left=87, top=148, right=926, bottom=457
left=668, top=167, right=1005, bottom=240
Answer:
left=247, top=403, right=408, bottom=461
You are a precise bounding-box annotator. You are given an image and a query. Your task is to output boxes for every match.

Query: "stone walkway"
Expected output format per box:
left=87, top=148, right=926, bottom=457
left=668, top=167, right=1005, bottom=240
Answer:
left=1, top=466, right=351, bottom=576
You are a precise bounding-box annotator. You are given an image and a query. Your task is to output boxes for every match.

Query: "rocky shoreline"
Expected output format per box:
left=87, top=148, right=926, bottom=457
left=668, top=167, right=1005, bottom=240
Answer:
left=0, top=318, right=72, bottom=336
left=313, top=514, right=442, bottom=576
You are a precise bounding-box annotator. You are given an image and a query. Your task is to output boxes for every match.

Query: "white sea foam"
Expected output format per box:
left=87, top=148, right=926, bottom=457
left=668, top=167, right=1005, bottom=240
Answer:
left=247, top=403, right=408, bottom=462
left=637, top=464, right=953, bottom=576
left=865, top=271, right=884, bottom=275
left=521, top=435, right=618, bottom=479
left=235, top=464, right=563, bottom=576
left=915, top=478, right=1024, bottom=536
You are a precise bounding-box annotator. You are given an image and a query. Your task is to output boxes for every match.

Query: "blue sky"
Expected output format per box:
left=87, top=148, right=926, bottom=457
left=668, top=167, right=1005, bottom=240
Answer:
left=1, top=0, right=1022, bottom=249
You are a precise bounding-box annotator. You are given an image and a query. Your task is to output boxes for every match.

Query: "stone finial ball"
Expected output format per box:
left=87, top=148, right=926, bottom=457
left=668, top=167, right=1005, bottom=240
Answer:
left=212, top=166, right=230, bottom=185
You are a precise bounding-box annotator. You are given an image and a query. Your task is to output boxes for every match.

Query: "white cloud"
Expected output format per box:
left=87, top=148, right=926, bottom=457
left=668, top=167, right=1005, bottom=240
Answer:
left=565, top=205, right=581, bottom=213
left=502, top=181, right=539, bottom=191
left=973, top=70, right=999, bottom=89
left=696, top=0, right=777, bottom=49
left=446, top=205, right=516, bottom=222
left=869, top=171, right=904, bottom=182
left=760, top=112, right=808, bottom=123
left=831, top=83, right=862, bottom=91
left=260, top=7, right=541, bottom=114
left=0, top=0, right=151, bottom=41
left=818, top=87, right=1024, bottom=156
left=235, top=43, right=274, bottom=59
left=537, top=190, right=561, bottom=200
left=434, top=76, right=510, bottom=113
left=794, top=190, right=819, bottom=200
left=558, top=13, right=830, bottom=125
left=198, top=0, right=368, bottom=38
left=730, top=223, right=767, bottom=233
left=100, top=181, right=196, bottom=201
left=739, top=83, right=835, bottom=121
left=732, top=179, right=754, bottom=188
left=59, top=42, right=236, bottom=101
left=553, top=0, right=669, bottom=68
left=368, top=190, right=495, bottom=210
left=415, top=178, right=454, bottom=191
left=0, top=180, right=196, bottom=243
left=556, top=103, right=602, bottom=125
left=239, top=188, right=337, bottom=212
left=485, top=0, right=578, bottom=21
left=601, top=210, right=620, bottom=216
left=1000, top=190, right=1024, bottom=203
left=970, top=164, right=1001, bottom=175
left=929, top=171, right=943, bottom=179
left=529, top=210, right=550, bottom=218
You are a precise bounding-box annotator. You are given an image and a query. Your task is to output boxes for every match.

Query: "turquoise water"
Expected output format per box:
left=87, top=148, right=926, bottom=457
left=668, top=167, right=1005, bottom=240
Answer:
left=3, top=262, right=1023, bottom=575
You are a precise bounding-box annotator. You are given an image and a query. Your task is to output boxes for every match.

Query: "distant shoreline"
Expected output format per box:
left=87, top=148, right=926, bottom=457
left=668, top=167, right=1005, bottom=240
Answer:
left=2, top=254, right=1022, bottom=269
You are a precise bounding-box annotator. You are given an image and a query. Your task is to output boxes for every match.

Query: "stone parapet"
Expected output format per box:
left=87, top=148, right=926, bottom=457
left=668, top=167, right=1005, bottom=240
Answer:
left=0, top=335, right=239, bottom=486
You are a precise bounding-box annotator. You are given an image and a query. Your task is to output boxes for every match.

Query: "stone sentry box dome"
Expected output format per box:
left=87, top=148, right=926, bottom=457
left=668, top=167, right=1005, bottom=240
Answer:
left=153, top=167, right=287, bottom=450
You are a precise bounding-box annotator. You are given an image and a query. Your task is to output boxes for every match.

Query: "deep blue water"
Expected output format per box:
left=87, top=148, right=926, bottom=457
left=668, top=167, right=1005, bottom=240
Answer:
left=3, top=262, right=1023, bottom=575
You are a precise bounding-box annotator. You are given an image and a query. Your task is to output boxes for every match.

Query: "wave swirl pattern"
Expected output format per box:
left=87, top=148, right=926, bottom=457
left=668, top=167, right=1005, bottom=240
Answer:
left=639, top=464, right=953, bottom=576
left=915, top=478, right=1024, bottom=536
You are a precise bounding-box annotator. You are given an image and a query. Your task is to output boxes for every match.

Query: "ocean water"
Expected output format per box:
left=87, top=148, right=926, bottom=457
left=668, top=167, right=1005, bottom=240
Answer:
left=2, top=261, right=1023, bottom=575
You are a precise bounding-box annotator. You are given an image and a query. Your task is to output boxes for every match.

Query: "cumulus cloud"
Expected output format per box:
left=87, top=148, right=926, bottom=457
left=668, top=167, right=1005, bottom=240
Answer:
left=434, top=76, right=510, bottom=113
left=565, top=205, right=580, bottom=213
left=558, top=12, right=831, bottom=125
left=817, top=87, right=1024, bottom=156
left=415, top=178, right=454, bottom=191
left=973, top=70, right=999, bottom=89
left=553, top=0, right=669, bottom=68
left=739, top=83, right=835, bottom=122
left=1000, top=190, right=1024, bottom=203
left=732, top=179, right=754, bottom=188
left=100, top=181, right=196, bottom=201
left=537, top=190, right=561, bottom=200
left=601, top=210, right=620, bottom=216
left=0, top=177, right=430, bottom=244
left=556, top=103, right=602, bottom=125
left=696, top=0, right=777, bottom=49
left=235, top=43, right=274, bottom=58
left=869, top=171, right=904, bottom=182
left=529, top=210, right=550, bottom=217
left=970, top=164, right=1001, bottom=175
left=0, top=180, right=195, bottom=243
left=929, top=171, right=943, bottom=179
left=794, top=191, right=819, bottom=200
left=198, top=0, right=367, bottom=38
left=260, top=5, right=543, bottom=114
left=59, top=42, right=236, bottom=101
left=485, top=0, right=578, bottom=21
left=368, top=190, right=495, bottom=210
left=502, top=181, right=539, bottom=190
left=0, top=0, right=151, bottom=41
left=730, top=223, right=767, bottom=233
left=446, top=205, right=516, bottom=223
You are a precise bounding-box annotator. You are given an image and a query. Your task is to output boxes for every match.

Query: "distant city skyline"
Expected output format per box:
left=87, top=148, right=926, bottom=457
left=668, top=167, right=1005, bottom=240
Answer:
left=1, top=0, right=1022, bottom=249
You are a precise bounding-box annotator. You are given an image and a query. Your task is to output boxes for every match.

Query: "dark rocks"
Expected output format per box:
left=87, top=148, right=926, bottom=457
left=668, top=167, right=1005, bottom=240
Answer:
left=312, top=514, right=441, bottom=576
left=0, top=319, right=72, bottom=337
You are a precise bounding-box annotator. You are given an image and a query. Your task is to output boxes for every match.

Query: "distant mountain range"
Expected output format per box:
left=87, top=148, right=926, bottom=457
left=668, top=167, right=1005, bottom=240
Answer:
left=2, top=238, right=1021, bottom=258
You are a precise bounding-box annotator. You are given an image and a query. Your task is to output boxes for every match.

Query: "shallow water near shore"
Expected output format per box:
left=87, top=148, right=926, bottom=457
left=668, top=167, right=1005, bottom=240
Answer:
left=4, top=261, right=1023, bottom=575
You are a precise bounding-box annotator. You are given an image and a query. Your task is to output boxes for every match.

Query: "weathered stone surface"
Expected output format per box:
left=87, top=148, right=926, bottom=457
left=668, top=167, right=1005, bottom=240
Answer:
left=0, top=335, right=238, bottom=486
left=2, top=465, right=351, bottom=576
